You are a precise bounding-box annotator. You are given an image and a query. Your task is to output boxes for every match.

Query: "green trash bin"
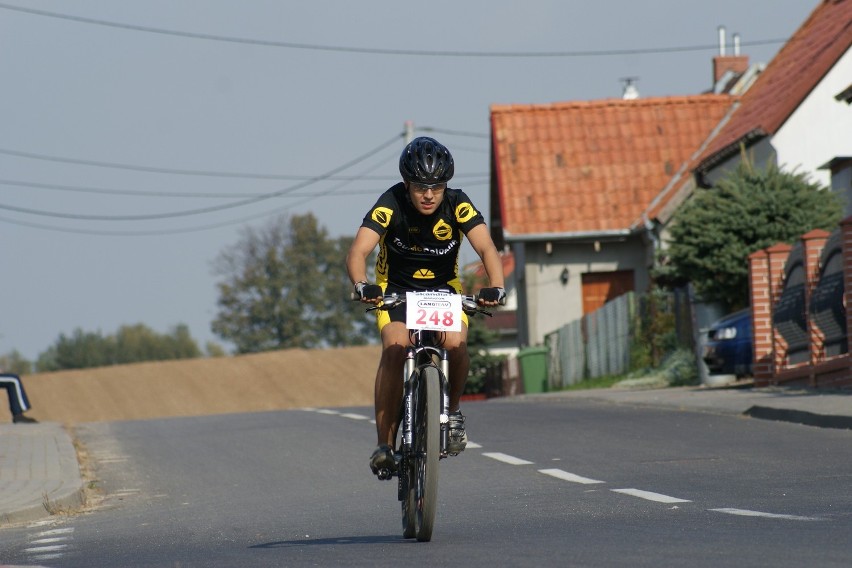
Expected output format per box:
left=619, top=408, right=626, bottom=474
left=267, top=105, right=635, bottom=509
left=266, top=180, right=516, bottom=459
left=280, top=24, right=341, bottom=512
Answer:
left=518, top=346, right=549, bottom=394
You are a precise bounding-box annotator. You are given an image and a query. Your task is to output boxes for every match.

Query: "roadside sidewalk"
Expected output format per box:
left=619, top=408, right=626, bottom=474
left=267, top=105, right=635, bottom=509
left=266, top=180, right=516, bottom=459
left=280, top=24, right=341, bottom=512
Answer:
left=0, top=422, right=84, bottom=527
left=516, top=384, right=852, bottom=430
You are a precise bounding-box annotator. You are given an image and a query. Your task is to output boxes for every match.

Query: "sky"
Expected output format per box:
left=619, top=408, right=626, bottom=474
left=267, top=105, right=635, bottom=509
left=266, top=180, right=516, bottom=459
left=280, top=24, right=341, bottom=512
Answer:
left=0, top=0, right=816, bottom=362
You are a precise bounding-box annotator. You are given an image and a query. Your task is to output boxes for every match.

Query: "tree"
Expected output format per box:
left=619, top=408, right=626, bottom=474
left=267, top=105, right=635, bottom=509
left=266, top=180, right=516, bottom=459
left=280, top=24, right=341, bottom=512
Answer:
left=0, top=350, right=32, bottom=375
left=660, top=158, right=842, bottom=310
left=34, top=324, right=202, bottom=372
left=211, top=213, right=374, bottom=353
left=113, top=323, right=200, bottom=363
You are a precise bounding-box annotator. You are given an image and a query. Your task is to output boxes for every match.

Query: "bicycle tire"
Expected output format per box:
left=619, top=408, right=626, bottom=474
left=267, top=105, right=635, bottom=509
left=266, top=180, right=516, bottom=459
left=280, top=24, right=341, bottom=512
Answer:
left=401, top=460, right=417, bottom=538
left=401, top=416, right=416, bottom=540
left=410, top=365, right=441, bottom=541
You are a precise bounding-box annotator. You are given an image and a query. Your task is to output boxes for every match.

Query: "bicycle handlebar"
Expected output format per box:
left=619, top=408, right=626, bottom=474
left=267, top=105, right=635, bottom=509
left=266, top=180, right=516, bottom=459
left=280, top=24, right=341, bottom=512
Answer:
left=353, top=292, right=493, bottom=317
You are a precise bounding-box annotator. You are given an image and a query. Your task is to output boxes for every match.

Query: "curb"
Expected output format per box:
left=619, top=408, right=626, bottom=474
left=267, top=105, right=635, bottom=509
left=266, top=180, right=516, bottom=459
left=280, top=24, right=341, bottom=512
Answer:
left=0, top=423, right=87, bottom=527
left=1, top=484, right=85, bottom=527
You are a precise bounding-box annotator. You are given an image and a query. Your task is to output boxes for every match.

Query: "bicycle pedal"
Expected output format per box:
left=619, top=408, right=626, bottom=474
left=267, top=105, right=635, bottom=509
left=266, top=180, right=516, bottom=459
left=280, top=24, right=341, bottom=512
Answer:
left=376, top=468, right=396, bottom=481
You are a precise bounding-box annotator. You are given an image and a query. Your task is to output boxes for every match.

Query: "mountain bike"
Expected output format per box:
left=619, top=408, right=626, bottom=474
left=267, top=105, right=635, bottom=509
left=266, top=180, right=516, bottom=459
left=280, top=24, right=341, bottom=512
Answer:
left=361, top=290, right=492, bottom=542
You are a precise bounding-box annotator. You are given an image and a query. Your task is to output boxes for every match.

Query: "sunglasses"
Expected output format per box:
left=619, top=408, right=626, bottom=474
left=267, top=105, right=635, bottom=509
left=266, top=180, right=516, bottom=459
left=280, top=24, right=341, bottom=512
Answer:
left=409, top=183, right=447, bottom=195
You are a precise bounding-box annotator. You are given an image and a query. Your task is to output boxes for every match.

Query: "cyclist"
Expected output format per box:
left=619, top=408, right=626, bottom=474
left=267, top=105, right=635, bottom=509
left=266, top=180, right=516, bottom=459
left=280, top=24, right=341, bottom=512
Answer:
left=346, top=136, right=505, bottom=478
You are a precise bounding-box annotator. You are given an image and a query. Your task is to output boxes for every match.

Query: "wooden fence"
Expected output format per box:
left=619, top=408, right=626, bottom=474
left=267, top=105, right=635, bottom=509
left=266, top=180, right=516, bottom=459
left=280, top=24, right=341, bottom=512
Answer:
left=545, top=289, right=693, bottom=390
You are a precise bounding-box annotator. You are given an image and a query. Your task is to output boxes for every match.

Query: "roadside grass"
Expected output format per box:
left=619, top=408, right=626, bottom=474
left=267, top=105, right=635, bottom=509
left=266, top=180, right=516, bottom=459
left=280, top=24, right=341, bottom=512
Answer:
left=558, top=374, right=626, bottom=391
left=552, top=348, right=700, bottom=392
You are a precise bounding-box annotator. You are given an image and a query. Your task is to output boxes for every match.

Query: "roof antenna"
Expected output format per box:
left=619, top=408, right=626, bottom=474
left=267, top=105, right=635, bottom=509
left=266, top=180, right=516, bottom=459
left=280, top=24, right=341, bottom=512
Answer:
left=621, top=77, right=639, bottom=100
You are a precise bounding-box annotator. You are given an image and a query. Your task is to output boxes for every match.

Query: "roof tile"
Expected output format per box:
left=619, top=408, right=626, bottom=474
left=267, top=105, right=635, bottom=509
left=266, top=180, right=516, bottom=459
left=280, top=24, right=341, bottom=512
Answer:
left=491, top=95, right=735, bottom=236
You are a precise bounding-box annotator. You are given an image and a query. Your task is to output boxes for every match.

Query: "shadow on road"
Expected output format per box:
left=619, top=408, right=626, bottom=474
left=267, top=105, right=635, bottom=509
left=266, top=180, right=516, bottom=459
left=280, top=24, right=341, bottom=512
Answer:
left=250, top=535, right=409, bottom=548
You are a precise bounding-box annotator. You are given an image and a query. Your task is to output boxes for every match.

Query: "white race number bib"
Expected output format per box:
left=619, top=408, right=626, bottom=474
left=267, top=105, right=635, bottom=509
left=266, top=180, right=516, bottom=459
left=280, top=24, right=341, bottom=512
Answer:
left=405, top=291, right=462, bottom=332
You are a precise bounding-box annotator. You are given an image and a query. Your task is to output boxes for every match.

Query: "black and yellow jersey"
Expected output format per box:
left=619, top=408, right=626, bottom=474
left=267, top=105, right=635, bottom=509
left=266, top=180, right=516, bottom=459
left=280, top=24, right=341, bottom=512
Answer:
left=360, top=182, right=485, bottom=290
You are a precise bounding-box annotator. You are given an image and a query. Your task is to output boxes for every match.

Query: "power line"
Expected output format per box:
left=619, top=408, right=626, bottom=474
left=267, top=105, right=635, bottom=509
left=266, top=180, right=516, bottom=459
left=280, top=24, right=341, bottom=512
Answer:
left=0, top=176, right=490, bottom=236
left=0, top=2, right=789, bottom=58
left=0, top=175, right=489, bottom=199
left=0, top=132, right=404, bottom=221
left=418, top=127, right=490, bottom=139
left=0, top=146, right=392, bottom=180
left=0, top=126, right=487, bottom=178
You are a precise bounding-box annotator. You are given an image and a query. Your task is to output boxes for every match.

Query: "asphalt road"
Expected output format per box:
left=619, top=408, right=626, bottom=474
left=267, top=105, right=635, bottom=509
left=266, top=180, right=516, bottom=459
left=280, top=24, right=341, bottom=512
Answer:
left=1, top=398, right=851, bottom=567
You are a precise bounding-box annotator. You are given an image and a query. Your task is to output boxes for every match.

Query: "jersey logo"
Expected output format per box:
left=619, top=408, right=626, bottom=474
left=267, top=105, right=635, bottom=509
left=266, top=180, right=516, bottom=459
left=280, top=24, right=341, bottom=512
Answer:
left=432, top=219, right=453, bottom=241
left=413, top=268, right=435, bottom=279
left=371, top=207, right=393, bottom=228
left=455, top=202, right=478, bottom=223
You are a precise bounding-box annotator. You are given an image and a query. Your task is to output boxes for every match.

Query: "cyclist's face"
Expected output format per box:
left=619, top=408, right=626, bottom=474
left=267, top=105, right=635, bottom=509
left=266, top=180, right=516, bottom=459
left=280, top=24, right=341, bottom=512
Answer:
left=407, top=182, right=446, bottom=215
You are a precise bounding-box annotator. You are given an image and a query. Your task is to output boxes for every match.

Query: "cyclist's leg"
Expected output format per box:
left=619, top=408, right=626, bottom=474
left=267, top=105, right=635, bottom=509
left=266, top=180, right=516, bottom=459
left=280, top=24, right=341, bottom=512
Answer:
left=375, top=321, right=409, bottom=448
left=442, top=323, right=470, bottom=412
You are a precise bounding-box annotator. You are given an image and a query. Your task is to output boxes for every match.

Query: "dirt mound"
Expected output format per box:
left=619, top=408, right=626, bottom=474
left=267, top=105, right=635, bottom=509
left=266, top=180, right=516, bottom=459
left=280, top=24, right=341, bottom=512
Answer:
left=4, top=345, right=381, bottom=424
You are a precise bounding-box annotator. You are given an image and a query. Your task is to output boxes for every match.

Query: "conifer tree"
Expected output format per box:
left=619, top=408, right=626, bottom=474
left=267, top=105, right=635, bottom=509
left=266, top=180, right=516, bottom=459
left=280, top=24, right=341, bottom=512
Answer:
left=660, top=159, right=842, bottom=310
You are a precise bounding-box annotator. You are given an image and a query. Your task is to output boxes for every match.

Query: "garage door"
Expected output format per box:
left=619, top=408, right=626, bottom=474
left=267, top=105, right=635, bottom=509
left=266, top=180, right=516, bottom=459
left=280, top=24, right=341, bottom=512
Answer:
left=581, top=270, right=635, bottom=315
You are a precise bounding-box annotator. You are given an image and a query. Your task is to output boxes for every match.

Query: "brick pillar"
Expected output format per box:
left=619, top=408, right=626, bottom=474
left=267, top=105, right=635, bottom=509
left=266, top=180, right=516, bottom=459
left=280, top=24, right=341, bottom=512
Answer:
left=802, top=230, right=830, bottom=384
left=767, top=244, right=793, bottom=382
left=841, top=218, right=852, bottom=362
left=748, top=249, right=773, bottom=384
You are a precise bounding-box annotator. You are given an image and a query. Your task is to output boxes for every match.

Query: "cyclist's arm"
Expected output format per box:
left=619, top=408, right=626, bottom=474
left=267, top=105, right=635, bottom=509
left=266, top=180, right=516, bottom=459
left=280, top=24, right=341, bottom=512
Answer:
left=466, top=224, right=505, bottom=291
left=346, top=226, right=381, bottom=286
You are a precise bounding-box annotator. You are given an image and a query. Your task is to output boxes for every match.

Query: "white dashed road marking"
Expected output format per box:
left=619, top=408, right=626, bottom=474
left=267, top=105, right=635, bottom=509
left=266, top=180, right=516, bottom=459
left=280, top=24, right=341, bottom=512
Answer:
left=611, top=488, right=691, bottom=503
left=28, top=537, right=70, bottom=545
left=33, top=527, right=74, bottom=536
left=482, top=452, right=534, bottom=465
left=25, top=544, right=69, bottom=553
left=309, top=407, right=826, bottom=522
left=710, top=508, right=824, bottom=521
left=23, top=524, right=75, bottom=562
left=538, top=469, right=605, bottom=484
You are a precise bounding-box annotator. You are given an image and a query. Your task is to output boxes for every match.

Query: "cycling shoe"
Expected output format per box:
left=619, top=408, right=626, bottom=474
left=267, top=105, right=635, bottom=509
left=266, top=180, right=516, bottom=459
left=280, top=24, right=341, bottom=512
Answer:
left=369, top=444, right=396, bottom=479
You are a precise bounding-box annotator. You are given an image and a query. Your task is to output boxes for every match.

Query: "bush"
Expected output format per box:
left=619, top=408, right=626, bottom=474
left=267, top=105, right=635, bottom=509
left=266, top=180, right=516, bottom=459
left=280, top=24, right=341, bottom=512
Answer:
left=658, top=348, right=699, bottom=386
left=662, top=158, right=842, bottom=310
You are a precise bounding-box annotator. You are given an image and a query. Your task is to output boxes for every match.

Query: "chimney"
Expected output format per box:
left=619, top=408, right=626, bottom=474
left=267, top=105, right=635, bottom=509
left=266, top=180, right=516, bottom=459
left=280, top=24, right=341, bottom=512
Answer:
left=713, top=26, right=749, bottom=85
left=621, top=77, right=639, bottom=100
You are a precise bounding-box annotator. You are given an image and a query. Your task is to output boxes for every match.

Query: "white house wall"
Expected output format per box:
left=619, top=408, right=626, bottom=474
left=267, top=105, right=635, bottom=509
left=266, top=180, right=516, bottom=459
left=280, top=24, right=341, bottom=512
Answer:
left=523, top=238, right=650, bottom=345
left=772, top=47, right=852, bottom=188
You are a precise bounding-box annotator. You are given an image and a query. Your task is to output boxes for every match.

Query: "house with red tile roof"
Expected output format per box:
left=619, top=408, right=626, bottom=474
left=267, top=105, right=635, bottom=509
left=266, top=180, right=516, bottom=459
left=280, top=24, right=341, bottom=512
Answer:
left=488, top=0, right=852, bottom=348
left=692, top=0, right=852, bottom=213
left=489, top=95, right=736, bottom=345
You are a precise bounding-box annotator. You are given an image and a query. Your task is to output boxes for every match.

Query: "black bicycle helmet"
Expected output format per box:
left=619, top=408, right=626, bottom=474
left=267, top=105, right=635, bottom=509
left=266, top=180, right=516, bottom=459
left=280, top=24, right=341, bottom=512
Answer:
left=399, top=136, right=454, bottom=185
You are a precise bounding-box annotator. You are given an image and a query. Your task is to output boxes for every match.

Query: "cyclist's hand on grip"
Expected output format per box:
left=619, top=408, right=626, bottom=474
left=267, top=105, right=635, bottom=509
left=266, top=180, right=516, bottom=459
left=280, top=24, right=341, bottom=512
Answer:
left=353, top=281, right=383, bottom=304
left=478, top=287, right=506, bottom=307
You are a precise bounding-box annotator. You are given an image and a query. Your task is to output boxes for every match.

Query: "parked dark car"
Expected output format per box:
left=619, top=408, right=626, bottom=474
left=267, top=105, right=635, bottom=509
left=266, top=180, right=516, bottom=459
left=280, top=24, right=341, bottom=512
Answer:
left=703, top=308, right=753, bottom=377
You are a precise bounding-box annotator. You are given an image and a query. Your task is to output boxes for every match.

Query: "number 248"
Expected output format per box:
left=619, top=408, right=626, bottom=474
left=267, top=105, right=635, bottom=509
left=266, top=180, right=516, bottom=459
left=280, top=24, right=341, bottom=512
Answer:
left=416, top=309, right=455, bottom=327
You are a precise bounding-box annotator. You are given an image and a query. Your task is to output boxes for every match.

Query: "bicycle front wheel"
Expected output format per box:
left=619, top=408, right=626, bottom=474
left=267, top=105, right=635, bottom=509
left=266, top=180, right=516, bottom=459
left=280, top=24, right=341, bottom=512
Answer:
left=402, top=365, right=441, bottom=542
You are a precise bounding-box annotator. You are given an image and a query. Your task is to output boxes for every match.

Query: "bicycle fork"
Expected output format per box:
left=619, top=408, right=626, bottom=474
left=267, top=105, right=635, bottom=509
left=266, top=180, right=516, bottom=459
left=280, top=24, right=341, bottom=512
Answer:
left=401, top=348, right=451, bottom=458
left=439, top=352, right=450, bottom=457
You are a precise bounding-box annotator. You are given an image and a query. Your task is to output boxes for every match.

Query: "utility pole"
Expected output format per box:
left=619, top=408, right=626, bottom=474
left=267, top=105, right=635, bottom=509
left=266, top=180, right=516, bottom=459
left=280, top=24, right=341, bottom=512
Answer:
left=404, top=120, right=414, bottom=143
